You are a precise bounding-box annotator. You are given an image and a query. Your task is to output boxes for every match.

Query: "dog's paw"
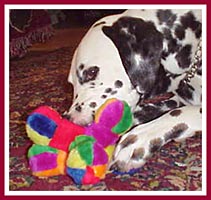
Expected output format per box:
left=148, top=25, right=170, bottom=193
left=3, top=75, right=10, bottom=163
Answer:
left=109, top=123, right=166, bottom=172
left=109, top=132, right=155, bottom=172
left=109, top=138, right=147, bottom=172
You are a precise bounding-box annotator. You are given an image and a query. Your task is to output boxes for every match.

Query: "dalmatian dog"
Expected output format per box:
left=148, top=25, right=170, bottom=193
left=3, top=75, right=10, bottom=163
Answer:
left=64, top=9, right=202, bottom=172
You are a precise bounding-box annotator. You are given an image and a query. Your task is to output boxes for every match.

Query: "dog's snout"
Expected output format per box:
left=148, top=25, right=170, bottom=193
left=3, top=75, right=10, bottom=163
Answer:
left=62, top=113, right=72, bottom=121
left=62, top=108, right=93, bottom=126
left=75, top=105, right=82, bottom=112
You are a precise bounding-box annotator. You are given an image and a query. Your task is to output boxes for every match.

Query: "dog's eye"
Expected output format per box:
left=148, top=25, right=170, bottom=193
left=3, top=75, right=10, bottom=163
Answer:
left=83, top=66, right=99, bottom=82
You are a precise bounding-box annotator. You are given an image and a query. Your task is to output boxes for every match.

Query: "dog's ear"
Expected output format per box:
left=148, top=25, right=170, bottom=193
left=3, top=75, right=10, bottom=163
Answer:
left=102, top=17, right=164, bottom=97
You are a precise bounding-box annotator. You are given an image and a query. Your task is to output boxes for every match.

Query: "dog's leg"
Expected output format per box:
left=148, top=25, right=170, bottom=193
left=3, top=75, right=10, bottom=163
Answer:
left=110, top=105, right=202, bottom=172
left=133, top=95, right=181, bottom=125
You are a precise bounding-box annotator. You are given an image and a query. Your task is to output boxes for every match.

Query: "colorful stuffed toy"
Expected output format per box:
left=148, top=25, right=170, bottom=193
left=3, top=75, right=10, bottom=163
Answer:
left=26, top=98, right=133, bottom=185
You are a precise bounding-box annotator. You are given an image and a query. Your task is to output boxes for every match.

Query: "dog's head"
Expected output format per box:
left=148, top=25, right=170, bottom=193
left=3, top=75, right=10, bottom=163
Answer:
left=64, top=25, right=139, bottom=125
left=64, top=14, right=165, bottom=126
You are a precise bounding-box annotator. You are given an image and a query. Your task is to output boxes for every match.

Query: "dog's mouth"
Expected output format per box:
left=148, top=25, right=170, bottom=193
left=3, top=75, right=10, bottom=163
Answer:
left=62, top=109, right=95, bottom=126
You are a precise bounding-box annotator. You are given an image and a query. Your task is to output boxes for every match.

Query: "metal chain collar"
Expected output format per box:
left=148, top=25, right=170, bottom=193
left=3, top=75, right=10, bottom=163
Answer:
left=183, top=37, right=202, bottom=84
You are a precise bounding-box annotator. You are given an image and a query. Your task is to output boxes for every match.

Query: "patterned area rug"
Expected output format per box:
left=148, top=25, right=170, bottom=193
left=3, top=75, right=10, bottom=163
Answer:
left=9, top=29, right=202, bottom=191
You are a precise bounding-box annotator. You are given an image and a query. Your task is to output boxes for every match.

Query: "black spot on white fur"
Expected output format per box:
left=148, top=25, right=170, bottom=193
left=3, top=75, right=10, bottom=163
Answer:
left=104, top=88, right=112, bottom=93
left=174, top=25, right=186, bottom=40
left=180, top=11, right=201, bottom=38
left=131, top=147, right=145, bottom=160
left=120, top=134, right=138, bottom=149
left=89, top=102, right=97, bottom=108
left=101, top=94, right=107, bottom=99
left=176, top=81, right=195, bottom=102
left=164, top=123, right=189, bottom=142
left=170, top=109, right=182, bottom=117
left=156, top=10, right=177, bottom=27
left=114, top=80, right=123, bottom=88
left=149, top=138, right=163, bottom=153
left=176, top=44, right=192, bottom=69
left=111, top=90, right=117, bottom=95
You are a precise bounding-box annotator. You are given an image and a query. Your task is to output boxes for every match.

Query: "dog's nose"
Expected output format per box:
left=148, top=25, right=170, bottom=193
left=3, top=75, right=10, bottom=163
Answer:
left=62, top=113, right=72, bottom=121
